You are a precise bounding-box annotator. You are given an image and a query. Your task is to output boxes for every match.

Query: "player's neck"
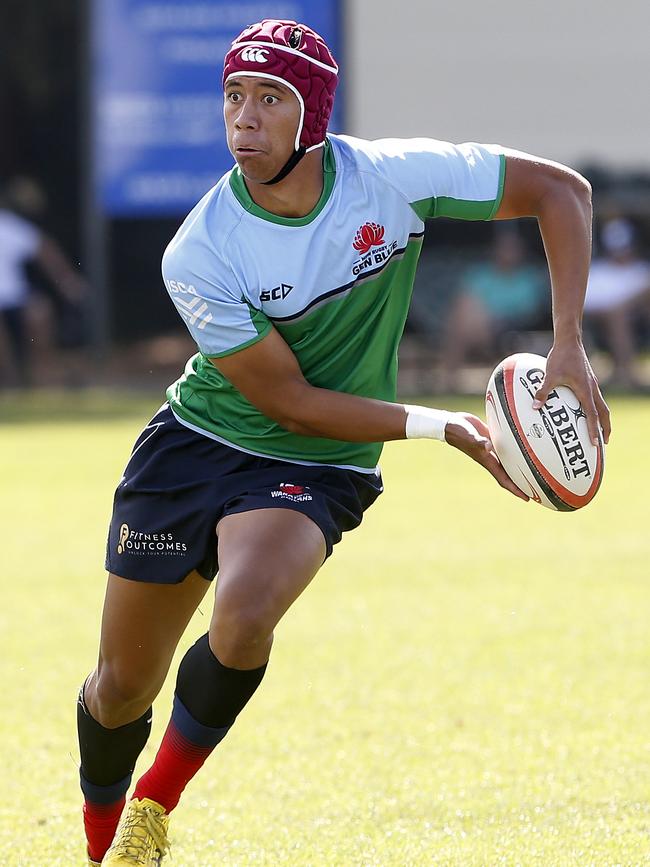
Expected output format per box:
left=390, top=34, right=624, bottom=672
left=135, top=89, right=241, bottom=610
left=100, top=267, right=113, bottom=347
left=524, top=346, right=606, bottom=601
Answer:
left=245, top=149, right=325, bottom=218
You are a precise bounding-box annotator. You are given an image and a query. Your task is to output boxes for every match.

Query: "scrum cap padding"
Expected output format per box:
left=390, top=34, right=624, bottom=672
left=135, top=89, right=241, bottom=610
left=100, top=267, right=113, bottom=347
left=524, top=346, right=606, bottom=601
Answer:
left=223, top=19, right=339, bottom=152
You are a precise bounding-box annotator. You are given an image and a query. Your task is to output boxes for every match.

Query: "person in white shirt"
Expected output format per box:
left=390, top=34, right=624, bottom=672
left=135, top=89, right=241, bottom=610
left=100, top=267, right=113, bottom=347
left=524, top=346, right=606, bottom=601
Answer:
left=0, top=182, right=86, bottom=386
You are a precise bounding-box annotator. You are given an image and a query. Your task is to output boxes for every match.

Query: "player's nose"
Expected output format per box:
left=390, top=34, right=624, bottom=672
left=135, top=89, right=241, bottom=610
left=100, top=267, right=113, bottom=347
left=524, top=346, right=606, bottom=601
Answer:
left=234, top=98, right=259, bottom=130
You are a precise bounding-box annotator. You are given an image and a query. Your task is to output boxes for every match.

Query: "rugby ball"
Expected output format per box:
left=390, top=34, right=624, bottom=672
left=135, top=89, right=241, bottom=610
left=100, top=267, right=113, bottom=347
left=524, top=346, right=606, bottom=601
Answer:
left=485, top=353, right=604, bottom=511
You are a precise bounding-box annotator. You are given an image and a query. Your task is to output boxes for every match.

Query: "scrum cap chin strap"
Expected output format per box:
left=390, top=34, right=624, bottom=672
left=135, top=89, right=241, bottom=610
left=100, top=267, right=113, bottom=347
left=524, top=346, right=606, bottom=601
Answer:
left=262, top=146, right=307, bottom=185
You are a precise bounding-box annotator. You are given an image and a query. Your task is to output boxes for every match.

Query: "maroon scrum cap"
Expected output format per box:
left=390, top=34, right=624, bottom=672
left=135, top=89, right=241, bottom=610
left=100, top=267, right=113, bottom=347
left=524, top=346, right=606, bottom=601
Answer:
left=223, top=19, right=339, bottom=182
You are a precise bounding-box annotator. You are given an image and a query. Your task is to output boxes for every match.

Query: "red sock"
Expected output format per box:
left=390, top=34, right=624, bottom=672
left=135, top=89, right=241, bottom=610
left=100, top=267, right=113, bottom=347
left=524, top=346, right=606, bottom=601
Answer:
left=83, top=797, right=125, bottom=862
left=132, top=720, right=215, bottom=812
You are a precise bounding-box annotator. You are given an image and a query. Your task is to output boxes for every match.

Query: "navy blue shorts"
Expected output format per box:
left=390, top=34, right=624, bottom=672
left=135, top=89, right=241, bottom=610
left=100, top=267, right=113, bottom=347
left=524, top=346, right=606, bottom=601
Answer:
left=105, top=404, right=383, bottom=584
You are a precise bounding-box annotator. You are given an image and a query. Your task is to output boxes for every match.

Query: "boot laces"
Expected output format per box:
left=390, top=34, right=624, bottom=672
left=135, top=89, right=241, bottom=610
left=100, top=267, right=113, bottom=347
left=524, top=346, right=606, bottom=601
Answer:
left=111, top=801, right=170, bottom=863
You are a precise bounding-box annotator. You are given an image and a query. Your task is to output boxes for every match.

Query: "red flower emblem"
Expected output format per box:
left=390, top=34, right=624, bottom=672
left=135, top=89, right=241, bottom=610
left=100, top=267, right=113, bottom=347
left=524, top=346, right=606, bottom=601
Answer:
left=352, top=222, right=385, bottom=255
left=280, top=483, right=305, bottom=495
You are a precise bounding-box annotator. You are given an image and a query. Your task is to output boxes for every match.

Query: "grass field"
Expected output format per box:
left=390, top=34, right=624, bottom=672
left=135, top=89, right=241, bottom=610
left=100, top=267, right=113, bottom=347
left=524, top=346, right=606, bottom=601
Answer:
left=1, top=391, right=649, bottom=866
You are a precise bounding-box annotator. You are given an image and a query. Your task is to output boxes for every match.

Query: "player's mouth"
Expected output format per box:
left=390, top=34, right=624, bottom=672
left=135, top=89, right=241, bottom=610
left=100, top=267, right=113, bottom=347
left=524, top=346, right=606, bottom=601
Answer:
left=235, top=146, right=264, bottom=155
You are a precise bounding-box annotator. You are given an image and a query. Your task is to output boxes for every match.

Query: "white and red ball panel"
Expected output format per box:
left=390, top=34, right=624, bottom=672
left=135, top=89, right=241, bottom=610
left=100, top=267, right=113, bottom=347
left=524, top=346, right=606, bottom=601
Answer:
left=485, top=353, right=604, bottom=511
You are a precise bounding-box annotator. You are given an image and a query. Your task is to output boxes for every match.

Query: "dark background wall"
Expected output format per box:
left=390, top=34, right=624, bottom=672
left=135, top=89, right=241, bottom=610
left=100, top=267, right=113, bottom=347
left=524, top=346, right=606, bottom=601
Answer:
left=1, top=0, right=82, bottom=254
left=1, top=0, right=181, bottom=342
left=2, top=1, right=649, bottom=348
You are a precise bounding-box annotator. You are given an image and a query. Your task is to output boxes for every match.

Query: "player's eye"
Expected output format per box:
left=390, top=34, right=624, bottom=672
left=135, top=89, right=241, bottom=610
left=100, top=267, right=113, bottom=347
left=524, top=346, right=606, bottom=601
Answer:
left=262, top=95, right=279, bottom=105
left=227, top=92, right=241, bottom=103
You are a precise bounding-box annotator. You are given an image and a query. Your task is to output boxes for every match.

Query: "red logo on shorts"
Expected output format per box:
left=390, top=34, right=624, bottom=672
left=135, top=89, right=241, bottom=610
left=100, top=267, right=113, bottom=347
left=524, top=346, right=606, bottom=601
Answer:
left=353, top=222, right=385, bottom=255
left=279, top=483, right=305, bottom=495
left=271, top=482, right=313, bottom=502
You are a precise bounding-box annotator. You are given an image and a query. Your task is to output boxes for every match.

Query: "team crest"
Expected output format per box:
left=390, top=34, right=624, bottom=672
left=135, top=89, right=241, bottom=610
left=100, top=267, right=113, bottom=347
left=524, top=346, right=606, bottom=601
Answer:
left=351, top=221, right=398, bottom=276
left=353, top=222, right=385, bottom=255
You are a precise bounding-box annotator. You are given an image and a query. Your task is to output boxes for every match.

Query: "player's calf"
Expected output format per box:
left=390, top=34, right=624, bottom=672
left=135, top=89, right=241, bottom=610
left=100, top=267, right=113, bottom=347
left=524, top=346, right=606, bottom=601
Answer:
left=77, top=684, right=153, bottom=864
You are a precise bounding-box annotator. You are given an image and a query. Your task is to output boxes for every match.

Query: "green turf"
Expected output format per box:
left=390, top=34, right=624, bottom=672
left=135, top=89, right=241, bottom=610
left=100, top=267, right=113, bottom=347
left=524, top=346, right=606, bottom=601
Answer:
left=1, top=391, right=649, bottom=866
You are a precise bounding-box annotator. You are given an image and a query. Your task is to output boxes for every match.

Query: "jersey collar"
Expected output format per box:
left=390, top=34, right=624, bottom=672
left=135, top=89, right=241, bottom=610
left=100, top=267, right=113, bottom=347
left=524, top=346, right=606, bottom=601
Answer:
left=228, top=139, right=336, bottom=226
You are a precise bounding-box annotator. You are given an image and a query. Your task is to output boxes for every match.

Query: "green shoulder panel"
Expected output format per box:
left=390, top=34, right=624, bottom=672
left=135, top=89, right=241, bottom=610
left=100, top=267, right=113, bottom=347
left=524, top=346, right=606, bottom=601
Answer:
left=204, top=303, right=272, bottom=359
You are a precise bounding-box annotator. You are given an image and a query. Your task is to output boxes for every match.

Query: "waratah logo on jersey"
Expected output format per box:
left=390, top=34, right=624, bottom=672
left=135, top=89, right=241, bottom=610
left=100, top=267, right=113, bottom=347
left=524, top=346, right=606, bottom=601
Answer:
left=353, top=222, right=385, bottom=255
left=351, top=221, right=399, bottom=276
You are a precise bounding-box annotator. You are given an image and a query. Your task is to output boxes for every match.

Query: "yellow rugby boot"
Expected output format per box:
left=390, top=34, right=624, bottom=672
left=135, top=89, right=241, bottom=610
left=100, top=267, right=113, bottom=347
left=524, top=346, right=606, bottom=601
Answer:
left=102, top=798, right=170, bottom=866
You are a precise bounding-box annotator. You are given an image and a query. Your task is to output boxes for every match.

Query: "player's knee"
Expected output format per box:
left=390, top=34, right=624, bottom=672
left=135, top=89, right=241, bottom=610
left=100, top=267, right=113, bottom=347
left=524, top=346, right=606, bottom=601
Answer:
left=213, top=631, right=274, bottom=669
left=93, top=660, right=159, bottom=726
left=210, top=598, right=276, bottom=667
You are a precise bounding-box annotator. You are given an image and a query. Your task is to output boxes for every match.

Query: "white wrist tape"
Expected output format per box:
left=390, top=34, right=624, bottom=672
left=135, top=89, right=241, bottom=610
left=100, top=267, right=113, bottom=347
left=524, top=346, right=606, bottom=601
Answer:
left=404, top=405, right=453, bottom=442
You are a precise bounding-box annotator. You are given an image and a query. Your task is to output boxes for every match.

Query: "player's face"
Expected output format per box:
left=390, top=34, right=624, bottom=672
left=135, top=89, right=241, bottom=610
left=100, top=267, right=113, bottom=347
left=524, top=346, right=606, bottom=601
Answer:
left=224, top=77, right=300, bottom=182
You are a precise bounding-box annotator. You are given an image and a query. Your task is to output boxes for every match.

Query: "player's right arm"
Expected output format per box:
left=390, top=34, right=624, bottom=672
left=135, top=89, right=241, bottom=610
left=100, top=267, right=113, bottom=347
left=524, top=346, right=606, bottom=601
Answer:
left=163, top=180, right=525, bottom=499
left=211, top=327, right=528, bottom=500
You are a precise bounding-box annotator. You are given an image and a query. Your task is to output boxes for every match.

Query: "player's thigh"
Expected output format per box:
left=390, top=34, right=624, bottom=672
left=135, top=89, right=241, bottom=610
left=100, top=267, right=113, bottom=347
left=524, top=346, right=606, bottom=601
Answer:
left=96, top=569, right=210, bottom=698
left=212, top=508, right=326, bottom=636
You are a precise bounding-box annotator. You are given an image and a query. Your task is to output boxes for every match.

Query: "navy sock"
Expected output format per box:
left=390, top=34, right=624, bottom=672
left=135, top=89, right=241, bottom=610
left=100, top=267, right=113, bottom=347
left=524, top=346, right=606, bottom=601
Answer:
left=132, top=695, right=230, bottom=811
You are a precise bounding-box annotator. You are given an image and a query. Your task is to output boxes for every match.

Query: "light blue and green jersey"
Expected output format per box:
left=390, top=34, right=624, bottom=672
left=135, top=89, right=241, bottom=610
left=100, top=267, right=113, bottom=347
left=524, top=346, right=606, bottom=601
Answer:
left=163, top=134, right=506, bottom=471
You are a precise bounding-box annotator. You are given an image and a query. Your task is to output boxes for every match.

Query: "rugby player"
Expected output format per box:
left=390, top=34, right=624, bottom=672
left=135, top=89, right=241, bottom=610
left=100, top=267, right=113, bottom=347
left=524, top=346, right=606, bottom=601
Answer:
left=77, top=19, right=611, bottom=866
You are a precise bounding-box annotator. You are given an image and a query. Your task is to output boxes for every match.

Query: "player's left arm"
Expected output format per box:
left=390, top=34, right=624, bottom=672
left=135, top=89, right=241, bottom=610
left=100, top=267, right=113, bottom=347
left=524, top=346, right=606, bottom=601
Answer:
left=494, top=151, right=610, bottom=445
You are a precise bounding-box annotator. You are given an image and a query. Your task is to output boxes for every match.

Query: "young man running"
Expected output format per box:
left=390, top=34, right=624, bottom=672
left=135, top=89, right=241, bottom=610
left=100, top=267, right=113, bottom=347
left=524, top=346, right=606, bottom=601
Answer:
left=77, top=18, right=610, bottom=866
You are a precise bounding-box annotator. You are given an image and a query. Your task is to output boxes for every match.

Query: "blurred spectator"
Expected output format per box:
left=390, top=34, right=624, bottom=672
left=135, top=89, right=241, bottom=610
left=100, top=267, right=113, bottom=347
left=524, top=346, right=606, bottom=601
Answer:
left=584, top=218, right=650, bottom=390
left=439, top=229, right=548, bottom=391
left=0, top=177, right=87, bottom=387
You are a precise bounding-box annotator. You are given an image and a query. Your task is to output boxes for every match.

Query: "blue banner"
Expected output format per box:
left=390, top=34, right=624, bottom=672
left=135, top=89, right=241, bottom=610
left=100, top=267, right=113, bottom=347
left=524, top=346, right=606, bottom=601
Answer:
left=93, top=0, right=342, bottom=216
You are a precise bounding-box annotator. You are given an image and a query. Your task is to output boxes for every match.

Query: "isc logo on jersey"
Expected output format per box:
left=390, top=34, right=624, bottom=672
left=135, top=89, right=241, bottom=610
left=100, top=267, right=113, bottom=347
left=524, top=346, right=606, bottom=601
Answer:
left=352, top=222, right=398, bottom=276
left=260, top=283, right=293, bottom=302
left=165, top=279, right=213, bottom=330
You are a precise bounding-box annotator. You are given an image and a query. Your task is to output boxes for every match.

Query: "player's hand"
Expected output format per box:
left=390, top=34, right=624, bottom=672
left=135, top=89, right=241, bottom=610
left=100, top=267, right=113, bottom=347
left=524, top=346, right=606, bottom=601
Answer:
left=444, top=412, right=529, bottom=501
left=531, top=340, right=611, bottom=446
